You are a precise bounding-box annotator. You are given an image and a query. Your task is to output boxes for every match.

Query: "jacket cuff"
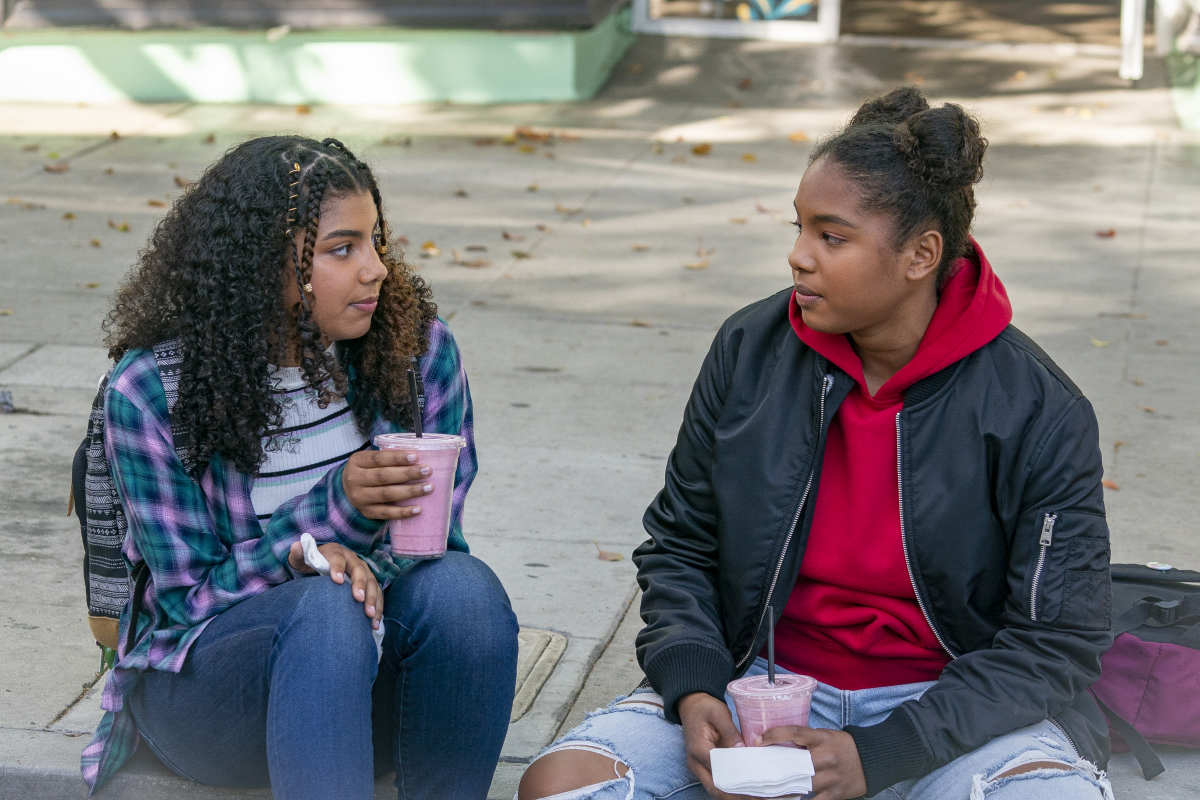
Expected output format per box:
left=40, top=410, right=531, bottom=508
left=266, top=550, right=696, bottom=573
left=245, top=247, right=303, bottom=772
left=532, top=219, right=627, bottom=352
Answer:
left=846, top=709, right=932, bottom=797
left=643, top=642, right=734, bottom=724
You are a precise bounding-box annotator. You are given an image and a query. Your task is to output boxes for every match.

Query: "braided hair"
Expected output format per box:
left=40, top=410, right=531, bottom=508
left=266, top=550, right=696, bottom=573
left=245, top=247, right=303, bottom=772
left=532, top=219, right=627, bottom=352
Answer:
left=104, top=135, right=437, bottom=476
left=810, top=87, right=988, bottom=288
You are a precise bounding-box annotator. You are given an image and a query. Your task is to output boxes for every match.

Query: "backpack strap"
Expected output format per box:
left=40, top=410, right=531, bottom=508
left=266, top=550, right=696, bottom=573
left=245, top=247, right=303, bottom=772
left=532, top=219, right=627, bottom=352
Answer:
left=1114, top=593, right=1200, bottom=637
left=151, top=338, right=197, bottom=478
left=1091, top=695, right=1166, bottom=780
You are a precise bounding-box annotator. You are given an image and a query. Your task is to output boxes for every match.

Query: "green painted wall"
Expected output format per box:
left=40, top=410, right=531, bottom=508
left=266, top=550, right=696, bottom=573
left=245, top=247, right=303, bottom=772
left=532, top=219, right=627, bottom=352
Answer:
left=0, top=8, right=633, bottom=104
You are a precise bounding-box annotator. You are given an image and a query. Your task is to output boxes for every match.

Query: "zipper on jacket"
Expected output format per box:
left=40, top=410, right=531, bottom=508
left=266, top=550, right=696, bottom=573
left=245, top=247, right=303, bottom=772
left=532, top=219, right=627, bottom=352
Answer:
left=896, top=414, right=957, bottom=659
left=1048, top=716, right=1078, bottom=754
left=1030, top=512, right=1057, bottom=622
left=735, top=373, right=834, bottom=671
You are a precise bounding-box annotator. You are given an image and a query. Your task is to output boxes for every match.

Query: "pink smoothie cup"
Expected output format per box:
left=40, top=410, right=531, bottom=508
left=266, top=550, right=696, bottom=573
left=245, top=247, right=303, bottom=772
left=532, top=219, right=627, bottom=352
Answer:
left=373, top=433, right=465, bottom=559
left=727, top=673, right=817, bottom=748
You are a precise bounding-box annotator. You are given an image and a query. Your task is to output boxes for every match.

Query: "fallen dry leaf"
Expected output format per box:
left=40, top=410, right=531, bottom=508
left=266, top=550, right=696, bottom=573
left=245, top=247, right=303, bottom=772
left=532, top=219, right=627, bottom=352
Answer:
left=1113, top=440, right=1127, bottom=452
left=1090, top=338, right=1110, bottom=347
left=1096, top=229, right=1116, bottom=238
left=684, top=259, right=710, bottom=270
left=581, top=219, right=591, bottom=227
left=741, top=153, right=757, bottom=162
left=109, top=130, right=120, bottom=140
left=511, top=250, right=531, bottom=259
left=1155, top=340, right=1169, bottom=346
left=465, top=245, right=487, bottom=252
left=381, top=136, right=411, bottom=146
left=691, top=143, right=712, bottom=156
left=631, top=244, right=651, bottom=253
left=420, top=241, right=441, bottom=258
left=527, top=182, right=539, bottom=192
left=515, top=126, right=553, bottom=143
left=77, top=281, right=100, bottom=289
left=89, top=239, right=101, bottom=247
left=788, top=130, right=811, bottom=142
left=47, top=151, right=59, bottom=159
left=453, top=188, right=469, bottom=198
left=738, top=77, right=753, bottom=90
left=729, top=217, right=748, bottom=224
left=396, top=236, right=410, bottom=245
left=173, top=175, right=191, bottom=188
left=500, top=133, right=518, bottom=146
left=755, top=202, right=778, bottom=214
left=1139, top=406, right=1156, bottom=413
left=295, top=104, right=312, bottom=114
left=107, top=219, right=130, bottom=232
left=502, top=231, right=525, bottom=242
left=470, top=300, right=487, bottom=306
left=629, top=320, right=652, bottom=328
left=21, top=202, right=45, bottom=211
left=202, top=133, right=216, bottom=144
left=518, top=145, right=536, bottom=154
left=450, top=249, right=491, bottom=268
left=0, top=309, right=11, bottom=315
left=904, top=71, right=925, bottom=86
left=536, top=224, right=551, bottom=232
left=555, top=201, right=582, bottom=215
left=1013, top=70, right=1028, bottom=82
left=1131, top=379, right=1145, bottom=386
left=671, top=155, right=687, bottom=164
left=147, top=199, right=167, bottom=208
left=62, top=212, right=75, bottom=220
left=43, top=162, right=70, bottom=174
left=728, top=101, right=743, bottom=109
left=473, top=137, right=497, bottom=146
left=104, top=167, right=114, bottom=175
left=595, top=542, right=624, bottom=562
left=544, top=151, right=556, bottom=160
left=21, top=143, right=39, bottom=152
left=652, top=143, right=664, bottom=155
left=1102, top=479, right=1120, bottom=490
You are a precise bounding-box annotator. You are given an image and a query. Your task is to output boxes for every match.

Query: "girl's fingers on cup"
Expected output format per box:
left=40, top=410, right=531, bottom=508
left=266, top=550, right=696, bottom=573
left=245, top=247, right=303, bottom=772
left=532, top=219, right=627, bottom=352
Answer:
left=758, top=725, right=810, bottom=747
left=365, top=449, right=418, bottom=467
left=363, top=504, right=422, bottom=521
left=372, top=482, right=434, bottom=504
left=362, top=465, right=429, bottom=486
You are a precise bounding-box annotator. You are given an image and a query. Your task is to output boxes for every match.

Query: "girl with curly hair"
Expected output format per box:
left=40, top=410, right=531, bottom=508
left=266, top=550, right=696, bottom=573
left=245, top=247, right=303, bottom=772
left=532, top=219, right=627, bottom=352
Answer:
left=80, top=135, right=518, bottom=799
left=520, top=87, right=1114, bottom=800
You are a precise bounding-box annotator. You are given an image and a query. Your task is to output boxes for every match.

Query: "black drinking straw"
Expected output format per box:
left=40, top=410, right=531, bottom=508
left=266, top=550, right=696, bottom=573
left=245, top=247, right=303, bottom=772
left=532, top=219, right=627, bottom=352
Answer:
left=767, top=610, right=776, bottom=686
left=407, top=369, right=423, bottom=437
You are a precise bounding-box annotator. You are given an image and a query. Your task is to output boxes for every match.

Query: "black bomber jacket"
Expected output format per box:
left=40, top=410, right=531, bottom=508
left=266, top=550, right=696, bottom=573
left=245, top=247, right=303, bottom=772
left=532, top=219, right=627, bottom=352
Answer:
left=632, top=287, right=1113, bottom=796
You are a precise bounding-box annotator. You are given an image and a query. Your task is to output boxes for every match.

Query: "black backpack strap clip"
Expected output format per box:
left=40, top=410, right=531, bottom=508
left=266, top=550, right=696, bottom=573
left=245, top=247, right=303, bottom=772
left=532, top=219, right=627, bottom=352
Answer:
left=1092, top=695, right=1165, bottom=780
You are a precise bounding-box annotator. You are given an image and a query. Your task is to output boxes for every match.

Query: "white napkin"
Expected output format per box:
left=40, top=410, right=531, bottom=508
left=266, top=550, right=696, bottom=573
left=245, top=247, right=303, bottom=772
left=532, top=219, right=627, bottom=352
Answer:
left=300, top=533, right=385, bottom=662
left=710, top=745, right=815, bottom=798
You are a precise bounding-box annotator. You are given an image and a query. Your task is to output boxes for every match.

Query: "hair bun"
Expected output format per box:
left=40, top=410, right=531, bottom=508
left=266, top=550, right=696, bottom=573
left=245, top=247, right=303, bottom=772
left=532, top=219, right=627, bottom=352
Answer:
left=892, top=103, right=986, bottom=190
left=849, top=86, right=930, bottom=128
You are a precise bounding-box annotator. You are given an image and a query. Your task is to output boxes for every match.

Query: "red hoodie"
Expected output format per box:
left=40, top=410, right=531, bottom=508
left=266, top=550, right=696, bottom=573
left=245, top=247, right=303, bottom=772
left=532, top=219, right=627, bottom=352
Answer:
left=773, top=240, right=1012, bottom=690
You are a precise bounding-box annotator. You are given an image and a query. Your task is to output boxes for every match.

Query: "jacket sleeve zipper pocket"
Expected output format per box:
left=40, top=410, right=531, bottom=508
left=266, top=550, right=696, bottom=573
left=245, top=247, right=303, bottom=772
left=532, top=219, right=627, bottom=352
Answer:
left=1030, top=512, right=1057, bottom=621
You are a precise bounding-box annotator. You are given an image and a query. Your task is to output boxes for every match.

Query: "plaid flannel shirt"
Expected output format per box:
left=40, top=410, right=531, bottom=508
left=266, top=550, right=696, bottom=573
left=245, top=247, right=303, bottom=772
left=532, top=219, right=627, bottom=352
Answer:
left=81, top=319, right=475, bottom=794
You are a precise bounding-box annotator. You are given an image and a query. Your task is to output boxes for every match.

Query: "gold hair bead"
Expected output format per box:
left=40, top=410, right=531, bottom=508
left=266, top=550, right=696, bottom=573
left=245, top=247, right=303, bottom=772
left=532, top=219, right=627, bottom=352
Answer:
left=303, top=283, right=313, bottom=293
left=379, top=244, right=388, bottom=254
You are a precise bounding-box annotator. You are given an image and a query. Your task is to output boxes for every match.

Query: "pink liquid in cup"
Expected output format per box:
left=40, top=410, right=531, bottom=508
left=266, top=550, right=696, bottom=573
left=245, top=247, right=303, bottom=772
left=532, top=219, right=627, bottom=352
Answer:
left=727, top=673, right=817, bottom=748
left=373, top=433, right=465, bottom=559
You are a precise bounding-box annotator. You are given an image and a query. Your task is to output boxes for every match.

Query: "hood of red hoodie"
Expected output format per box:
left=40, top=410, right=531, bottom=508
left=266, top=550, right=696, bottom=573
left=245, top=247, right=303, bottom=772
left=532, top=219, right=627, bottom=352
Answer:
left=790, top=238, right=1013, bottom=404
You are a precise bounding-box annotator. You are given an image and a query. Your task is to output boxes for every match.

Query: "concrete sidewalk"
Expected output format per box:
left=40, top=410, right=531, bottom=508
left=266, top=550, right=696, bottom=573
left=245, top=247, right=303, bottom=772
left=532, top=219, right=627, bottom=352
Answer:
left=2, top=33, right=1199, bottom=800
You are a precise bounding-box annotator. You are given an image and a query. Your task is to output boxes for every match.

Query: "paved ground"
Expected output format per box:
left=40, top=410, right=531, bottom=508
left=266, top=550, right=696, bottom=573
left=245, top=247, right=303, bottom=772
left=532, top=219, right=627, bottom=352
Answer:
left=1, top=31, right=1198, bottom=800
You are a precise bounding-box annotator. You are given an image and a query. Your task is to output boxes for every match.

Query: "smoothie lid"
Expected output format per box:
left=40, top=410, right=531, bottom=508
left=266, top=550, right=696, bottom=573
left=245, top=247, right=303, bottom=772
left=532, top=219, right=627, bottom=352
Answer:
left=373, top=432, right=466, bottom=450
left=727, top=673, right=816, bottom=700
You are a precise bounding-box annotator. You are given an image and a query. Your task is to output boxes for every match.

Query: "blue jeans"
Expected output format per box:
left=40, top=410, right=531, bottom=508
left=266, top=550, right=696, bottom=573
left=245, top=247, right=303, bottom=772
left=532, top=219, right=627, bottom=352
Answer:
left=129, top=552, right=519, bottom=800
left=535, top=658, right=1113, bottom=800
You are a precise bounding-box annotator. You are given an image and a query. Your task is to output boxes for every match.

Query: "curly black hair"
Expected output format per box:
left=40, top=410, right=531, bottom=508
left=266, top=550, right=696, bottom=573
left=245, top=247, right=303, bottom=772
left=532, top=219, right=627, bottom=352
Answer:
left=811, top=86, right=988, bottom=288
left=104, top=135, right=438, bottom=476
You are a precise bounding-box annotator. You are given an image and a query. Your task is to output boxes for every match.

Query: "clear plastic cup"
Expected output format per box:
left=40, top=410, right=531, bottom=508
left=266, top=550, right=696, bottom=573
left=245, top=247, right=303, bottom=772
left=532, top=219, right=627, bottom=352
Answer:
left=372, top=433, right=465, bottom=559
left=727, top=673, right=817, bottom=748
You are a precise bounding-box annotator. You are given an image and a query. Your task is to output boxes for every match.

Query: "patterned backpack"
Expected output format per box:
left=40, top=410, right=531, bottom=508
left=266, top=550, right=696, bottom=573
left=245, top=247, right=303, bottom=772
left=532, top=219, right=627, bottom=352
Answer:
left=70, top=340, right=194, bottom=659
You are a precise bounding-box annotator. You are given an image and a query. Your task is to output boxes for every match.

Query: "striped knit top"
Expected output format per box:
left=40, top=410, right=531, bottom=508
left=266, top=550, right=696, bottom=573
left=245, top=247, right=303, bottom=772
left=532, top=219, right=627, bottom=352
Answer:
left=250, top=366, right=370, bottom=521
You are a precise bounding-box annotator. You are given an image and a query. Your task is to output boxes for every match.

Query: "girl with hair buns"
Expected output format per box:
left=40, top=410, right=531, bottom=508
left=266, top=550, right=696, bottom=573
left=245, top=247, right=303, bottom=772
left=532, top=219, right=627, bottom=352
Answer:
left=520, top=87, right=1114, bottom=800
left=81, top=135, right=518, bottom=799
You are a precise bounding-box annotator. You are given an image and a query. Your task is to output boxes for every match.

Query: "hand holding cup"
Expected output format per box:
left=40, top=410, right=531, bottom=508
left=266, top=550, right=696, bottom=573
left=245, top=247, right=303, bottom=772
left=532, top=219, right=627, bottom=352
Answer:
left=342, top=448, right=434, bottom=520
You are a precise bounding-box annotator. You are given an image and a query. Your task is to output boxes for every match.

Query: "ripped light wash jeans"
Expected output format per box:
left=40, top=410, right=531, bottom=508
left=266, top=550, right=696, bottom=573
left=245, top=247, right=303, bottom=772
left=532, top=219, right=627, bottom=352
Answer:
left=531, top=657, right=1113, bottom=800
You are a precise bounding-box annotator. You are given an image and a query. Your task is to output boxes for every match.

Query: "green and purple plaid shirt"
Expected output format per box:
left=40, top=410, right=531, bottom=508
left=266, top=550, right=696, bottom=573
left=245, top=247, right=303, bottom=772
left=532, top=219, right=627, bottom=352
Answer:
left=81, top=319, right=475, bottom=794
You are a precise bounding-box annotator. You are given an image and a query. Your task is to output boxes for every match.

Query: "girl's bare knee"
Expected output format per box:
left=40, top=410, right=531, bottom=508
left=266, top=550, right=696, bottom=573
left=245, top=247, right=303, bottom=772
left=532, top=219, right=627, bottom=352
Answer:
left=518, top=750, right=628, bottom=800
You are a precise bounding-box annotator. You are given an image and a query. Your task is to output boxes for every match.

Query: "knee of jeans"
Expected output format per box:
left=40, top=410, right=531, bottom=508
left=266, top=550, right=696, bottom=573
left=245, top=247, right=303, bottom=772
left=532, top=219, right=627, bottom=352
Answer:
left=389, top=552, right=518, bottom=652
left=286, top=578, right=377, bottom=660
left=968, top=752, right=1114, bottom=800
